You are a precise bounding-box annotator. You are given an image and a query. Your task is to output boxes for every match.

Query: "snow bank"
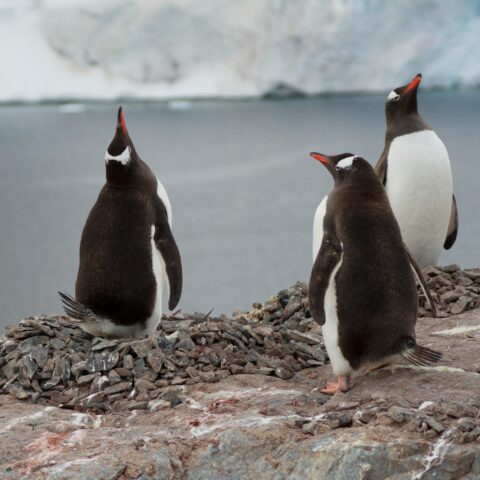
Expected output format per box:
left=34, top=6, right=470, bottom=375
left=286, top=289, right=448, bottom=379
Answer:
left=2, top=0, right=480, bottom=102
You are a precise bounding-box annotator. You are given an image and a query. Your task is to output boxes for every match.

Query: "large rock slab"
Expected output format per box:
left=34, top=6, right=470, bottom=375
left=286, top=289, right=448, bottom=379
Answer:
left=1, top=309, right=480, bottom=479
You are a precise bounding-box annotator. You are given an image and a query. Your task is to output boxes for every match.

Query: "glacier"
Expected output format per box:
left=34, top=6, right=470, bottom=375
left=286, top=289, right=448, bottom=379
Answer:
left=2, top=0, right=480, bottom=102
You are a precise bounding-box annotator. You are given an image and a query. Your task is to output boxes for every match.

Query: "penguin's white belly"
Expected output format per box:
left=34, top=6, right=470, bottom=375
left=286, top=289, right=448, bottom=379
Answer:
left=144, top=225, right=165, bottom=335
left=312, top=195, right=328, bottom=261
left=322, top=253, right=352, bottom=376
left=155, top=176, right=173, bottom=299
left=386, top=130, right=453, bottom=267
left=156, top=176, right=172, bottom=226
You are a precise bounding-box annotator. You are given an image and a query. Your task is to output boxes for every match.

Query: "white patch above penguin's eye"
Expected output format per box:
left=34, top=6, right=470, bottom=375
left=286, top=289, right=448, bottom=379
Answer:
left=336, top=156, right=356, bottom=170
left=105, top=146, right=131, bottom=165
left=387, top=90, right=400, bottom=102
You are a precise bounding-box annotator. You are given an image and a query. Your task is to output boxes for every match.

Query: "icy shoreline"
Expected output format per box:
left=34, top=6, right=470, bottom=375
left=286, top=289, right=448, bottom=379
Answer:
left=3, top=0, right=480, bottom=103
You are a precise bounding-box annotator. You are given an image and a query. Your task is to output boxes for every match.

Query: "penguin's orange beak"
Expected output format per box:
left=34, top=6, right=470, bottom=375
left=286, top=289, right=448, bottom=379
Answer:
left=117, top=106, right=128, bottom=136
left=310, top=152, right=329, bottom=165
left=405, top=73, right=422, bottom=93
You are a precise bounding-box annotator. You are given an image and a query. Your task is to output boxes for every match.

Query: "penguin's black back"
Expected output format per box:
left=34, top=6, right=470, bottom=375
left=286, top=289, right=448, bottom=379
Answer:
left=328, top=173, right=418, bottom=368
left=76, top=161, right=159, bottom=328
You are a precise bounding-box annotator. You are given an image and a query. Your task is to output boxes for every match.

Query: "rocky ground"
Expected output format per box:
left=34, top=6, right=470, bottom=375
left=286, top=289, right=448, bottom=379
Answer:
left=1, top=267, right=480, bottom=479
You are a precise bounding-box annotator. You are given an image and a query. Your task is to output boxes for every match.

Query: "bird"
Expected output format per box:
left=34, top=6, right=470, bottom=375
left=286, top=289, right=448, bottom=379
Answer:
left=375, top=73, right=458, bottom=268
left=59, top=107, right=182, bottom=338
left=309, top=152, right=441, bottom=394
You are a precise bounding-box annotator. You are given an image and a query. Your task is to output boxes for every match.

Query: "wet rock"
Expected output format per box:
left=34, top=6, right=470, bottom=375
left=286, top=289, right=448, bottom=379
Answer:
left=316, top=394, right=330, bottom=406
left=388, top=406, right=415, bottom=423
left=103, top=381, right=132, bottom=396
left=146, top=349, right=165, bottom=373
left=77, top=372, right=100, bottom=385
left=122, top=354, right=134, bottom=369
left=457, top=418, right=478, bottom=432
left=325, top=412, right=353, bottom=429
left=442, top=264, right=461, bottom=274
left=17, top=336, right=50, bottom=353
left=229, top=364, right=244, bottom=375
left=85, top=351, right=119, bottom=373
left=90, top=375, right=109, bottom=393
left=275, top=367, right=294, bottom=379
left=336, top=401, right=360, bottom=411
left=128, top=400, right=149, bottom=411
left=20, top=355, right=38, bottom=380
left=80, top=391, right=106, bottom=408
left=28, top=346, right=49, bottom=369
left=450, top=296, right=471, bottom=315
left=354, top=408, right=378, bottom=424
left=130, top=338, right=154, bottom=358
left=416, top=414, right=445, bottom=434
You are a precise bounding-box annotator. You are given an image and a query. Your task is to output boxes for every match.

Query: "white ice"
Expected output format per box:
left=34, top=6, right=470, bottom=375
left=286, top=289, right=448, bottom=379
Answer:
left=2, top=0, right=480, bottom=102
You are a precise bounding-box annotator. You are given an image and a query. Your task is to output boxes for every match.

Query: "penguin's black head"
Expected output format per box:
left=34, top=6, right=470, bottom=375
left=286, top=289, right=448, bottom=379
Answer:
left=385, top=73, right=422, bottom=119
left=310, top=152, right=373, bottom=184
left=105, top=107, right=140, bottom=183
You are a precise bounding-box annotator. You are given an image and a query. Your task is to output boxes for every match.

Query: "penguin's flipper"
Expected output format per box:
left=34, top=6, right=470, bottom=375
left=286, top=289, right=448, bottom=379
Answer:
left=400, top=340, right=442, bottom=366
left=153, top=198, right=182, bottom=311
left=404, top=247, right=438, bottom=317
left=58, top=292, right=96, bottom=321
left=374, top=148, right=388, bottom=186
left=444, top=194, right=458, bottom=250
left=309, top=232, right=342, bottom=325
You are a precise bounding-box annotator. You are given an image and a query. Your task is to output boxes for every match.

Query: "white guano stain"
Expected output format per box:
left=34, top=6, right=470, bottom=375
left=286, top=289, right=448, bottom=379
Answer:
left=411, top=427, right=455, bottom=480
left=191, top=412, right=326, bottom=438
left=69, top=411, right=103, bottom=428
left=46, top=457, right=97, bottom=476
left=418, top=401, right=435, bottom=411
left=0, top=406, right=56, bottom=434
left=384, top=364, right=479, bottom=375
left=434, top=324, right=480, bottom=336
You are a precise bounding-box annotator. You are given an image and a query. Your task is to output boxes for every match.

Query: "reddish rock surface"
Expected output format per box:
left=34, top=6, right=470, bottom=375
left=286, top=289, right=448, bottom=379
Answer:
left=1, top=308, right=479, bottom=480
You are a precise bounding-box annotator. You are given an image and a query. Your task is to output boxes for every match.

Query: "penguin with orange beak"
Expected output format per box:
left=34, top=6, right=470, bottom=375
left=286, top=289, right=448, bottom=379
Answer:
left=59, top=107, right=182, bottom=338
left=375, top=73, right=458, bottom=268
left=309, top=152, right=440, bottom=394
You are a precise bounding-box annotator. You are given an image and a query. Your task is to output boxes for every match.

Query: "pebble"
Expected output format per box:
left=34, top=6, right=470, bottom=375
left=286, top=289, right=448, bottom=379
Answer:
left=421, top=266, right=479, bottom=314
left=388, top=406, right=414, bottom=423
left=0, top=287, right=324, bottom=413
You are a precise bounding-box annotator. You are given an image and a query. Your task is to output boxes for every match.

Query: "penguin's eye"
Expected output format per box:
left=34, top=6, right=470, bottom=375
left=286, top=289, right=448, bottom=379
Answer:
left=388, top=90, right=400, bottom=102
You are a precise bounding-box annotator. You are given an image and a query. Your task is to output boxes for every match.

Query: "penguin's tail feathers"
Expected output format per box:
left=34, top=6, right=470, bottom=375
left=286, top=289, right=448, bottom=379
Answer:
left=400, top=339, right=442, bottom=366
left=58, top=292, right=96, bottom=322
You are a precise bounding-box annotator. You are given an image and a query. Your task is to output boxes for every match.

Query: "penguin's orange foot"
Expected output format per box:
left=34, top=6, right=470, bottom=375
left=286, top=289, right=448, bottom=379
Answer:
left=321, top=382, right=342, bottom=395
left=320, top=375, right=351, bottom=395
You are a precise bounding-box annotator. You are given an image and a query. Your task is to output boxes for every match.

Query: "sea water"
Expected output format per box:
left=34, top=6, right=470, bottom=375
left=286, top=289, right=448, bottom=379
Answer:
left=0, top=91, right=478, bottom=328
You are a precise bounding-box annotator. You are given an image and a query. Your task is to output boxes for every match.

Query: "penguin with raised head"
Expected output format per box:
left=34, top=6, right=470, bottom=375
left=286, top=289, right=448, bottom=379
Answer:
left=59, top=107, right=182, bottom=338
left=375, top=73, right=458, bottom=268
left=309, top=152, right=441, bottom=394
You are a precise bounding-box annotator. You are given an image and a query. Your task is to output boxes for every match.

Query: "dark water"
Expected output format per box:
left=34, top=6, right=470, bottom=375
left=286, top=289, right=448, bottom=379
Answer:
left=0, top=92, right=479, bottom=329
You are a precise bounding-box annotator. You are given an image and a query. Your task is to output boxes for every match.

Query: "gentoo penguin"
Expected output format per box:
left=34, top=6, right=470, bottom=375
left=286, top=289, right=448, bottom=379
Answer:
left=375, top=73, right=458, bottom=268
left=309, top=152, right=441, bottom=394
left=59, top=107, right=182, bottom=338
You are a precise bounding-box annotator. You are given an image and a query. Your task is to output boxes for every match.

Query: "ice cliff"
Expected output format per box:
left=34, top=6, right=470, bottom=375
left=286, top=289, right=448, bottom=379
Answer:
left=2, top=0, right=480, bottom=102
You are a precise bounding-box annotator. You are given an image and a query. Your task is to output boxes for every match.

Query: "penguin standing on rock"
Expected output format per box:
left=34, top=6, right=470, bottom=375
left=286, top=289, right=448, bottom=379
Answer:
left=375, top=73, right=458, bottom=268
left=59, top=107, right=182, bottom=338
left=308, top=152, right=441, bottom=394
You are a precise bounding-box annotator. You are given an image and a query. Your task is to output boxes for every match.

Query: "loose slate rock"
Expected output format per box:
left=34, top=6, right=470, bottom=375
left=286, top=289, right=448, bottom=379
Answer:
left=421, top=266, right=480, bottom=314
